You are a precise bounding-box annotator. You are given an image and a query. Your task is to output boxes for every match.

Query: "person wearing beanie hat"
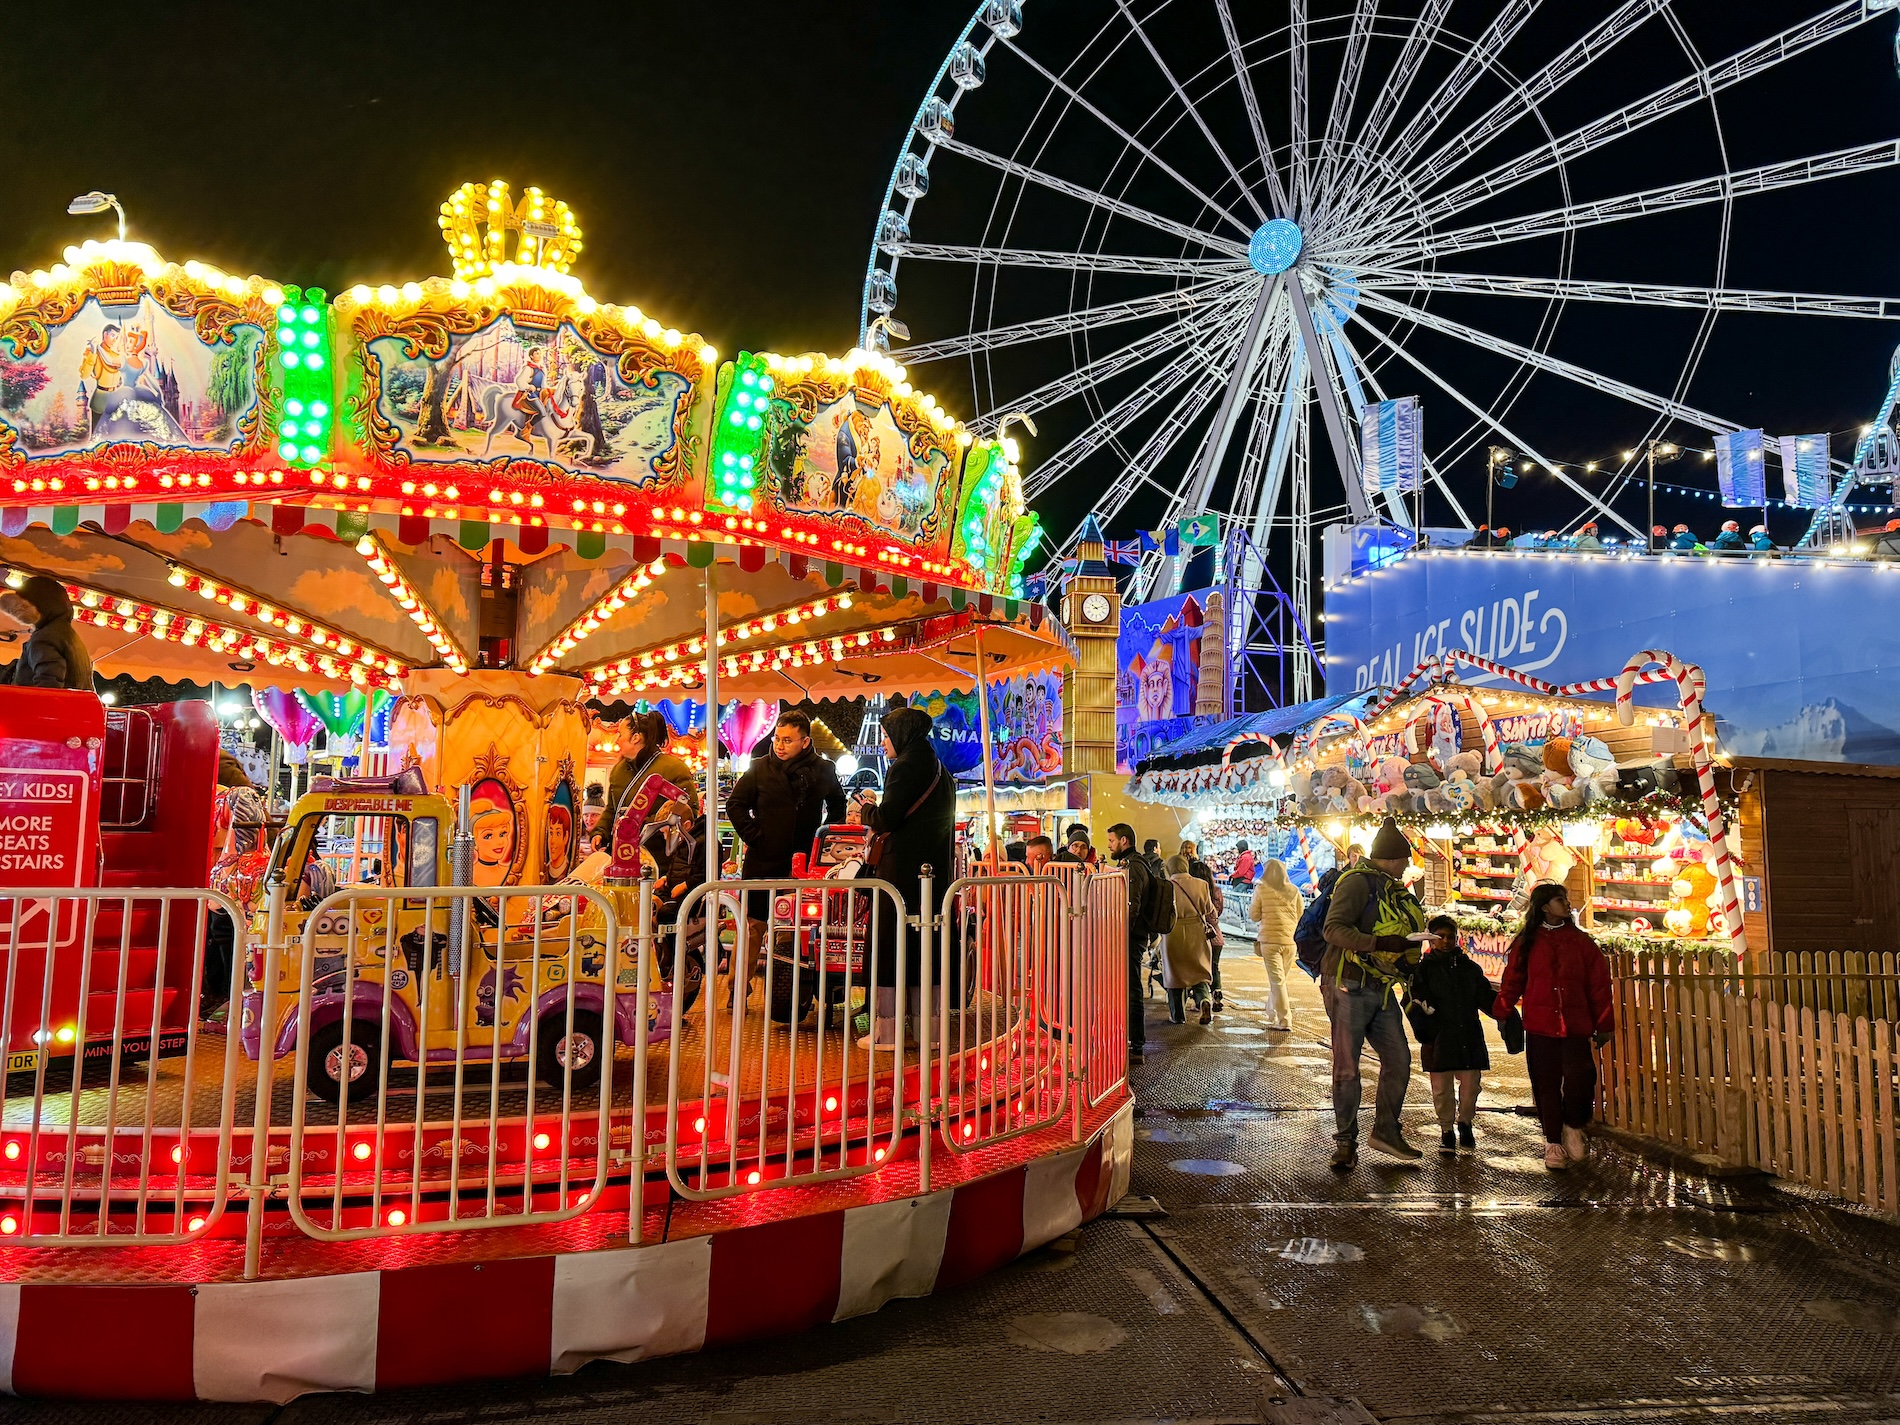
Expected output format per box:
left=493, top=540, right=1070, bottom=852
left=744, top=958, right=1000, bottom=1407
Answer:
left=1712, top=519, right=1745, bottom=552
left=1319, top=816, right=1430, bottom=1170
left=0, top=574, right=93, bottom=690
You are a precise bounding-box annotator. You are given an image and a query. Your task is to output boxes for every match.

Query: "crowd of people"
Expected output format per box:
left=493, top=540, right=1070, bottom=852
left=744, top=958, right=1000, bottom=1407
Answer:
left=1105, top=815, right=1616, bottom=1174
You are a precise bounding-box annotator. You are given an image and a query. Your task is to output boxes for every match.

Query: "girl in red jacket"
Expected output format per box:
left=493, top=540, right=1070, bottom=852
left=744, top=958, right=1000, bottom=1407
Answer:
left=1495, top=883, right=1614, bottom=1170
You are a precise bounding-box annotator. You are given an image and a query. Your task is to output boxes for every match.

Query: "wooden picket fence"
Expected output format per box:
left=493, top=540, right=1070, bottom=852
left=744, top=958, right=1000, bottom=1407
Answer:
left=1754, top=950, right=1900, bottom=1024
left=1602, top=950, right=1900, bottom=1218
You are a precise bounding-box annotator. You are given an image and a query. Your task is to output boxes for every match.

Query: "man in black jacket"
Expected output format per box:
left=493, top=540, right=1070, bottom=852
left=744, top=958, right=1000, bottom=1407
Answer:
left=0, top=575, right=93, bottom=690
left=727, top=710, right=846, bottom=977
left=1106, top=823, right=1154, bottom=1070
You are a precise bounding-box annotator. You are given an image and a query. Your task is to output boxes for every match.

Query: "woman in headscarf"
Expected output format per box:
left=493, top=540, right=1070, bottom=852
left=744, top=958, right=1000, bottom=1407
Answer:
left=856, top=704, right=955, bottom=1049
left=1161, top=854, right=1217, bottom=1025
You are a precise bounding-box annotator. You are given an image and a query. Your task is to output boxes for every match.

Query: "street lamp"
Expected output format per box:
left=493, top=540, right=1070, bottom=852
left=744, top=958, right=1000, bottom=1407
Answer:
left=1645, top=439, right=1682, bottom=552
left=66, top=191, right=126, bottom=242
left=1485, top=446, right=1517, bottom=535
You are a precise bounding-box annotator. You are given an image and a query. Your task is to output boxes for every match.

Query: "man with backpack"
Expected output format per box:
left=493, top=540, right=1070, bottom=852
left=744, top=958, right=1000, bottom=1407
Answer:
left=1307, top=818, right=1429, bottom=1171
left=1107, top=823, right=1164, bottom=1067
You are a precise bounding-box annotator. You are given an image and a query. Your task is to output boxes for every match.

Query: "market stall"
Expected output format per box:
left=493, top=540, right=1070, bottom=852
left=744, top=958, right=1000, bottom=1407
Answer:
left=1129, top=649, right=1750, bottom=958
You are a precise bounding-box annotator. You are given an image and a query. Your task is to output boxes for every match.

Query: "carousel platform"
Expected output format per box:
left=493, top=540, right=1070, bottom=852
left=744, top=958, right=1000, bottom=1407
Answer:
left=0, top=1095, right=1131, bottom=1401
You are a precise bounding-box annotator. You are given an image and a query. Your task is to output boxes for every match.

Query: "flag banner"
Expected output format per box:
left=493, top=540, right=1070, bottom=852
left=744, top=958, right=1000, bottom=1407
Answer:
left=1103, top=540, right=1142, bottom=565
left=1023, top=572, right=1048, bottom=600
left=1776, top=434, right=1832, bottom=508
left=1360, top=397, right=1422, bottom=496
left=1714, top=428, right=1766, bottom=507
left=1138, top=529, right=1161, bottom=553
left=1177, top=513, right=1219, bottom=546
left=1153, top=527, right=1181, bottom=557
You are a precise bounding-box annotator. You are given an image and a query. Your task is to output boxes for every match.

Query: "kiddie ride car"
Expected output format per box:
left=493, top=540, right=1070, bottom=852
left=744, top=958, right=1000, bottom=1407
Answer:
left=237, top=772, right=689, bottom=1101
left=765, top=823, right=875, bottom=1025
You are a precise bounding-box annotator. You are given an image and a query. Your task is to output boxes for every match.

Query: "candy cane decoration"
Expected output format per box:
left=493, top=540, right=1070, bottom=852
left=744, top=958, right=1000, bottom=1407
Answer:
left=1615, top=649, right=1745, bottom=957
left=1295, top=826, right=1321, bottom=886
left=1221, top=730, right=1284, bottom=768
left=1289, top=709, right=1366, bottom=763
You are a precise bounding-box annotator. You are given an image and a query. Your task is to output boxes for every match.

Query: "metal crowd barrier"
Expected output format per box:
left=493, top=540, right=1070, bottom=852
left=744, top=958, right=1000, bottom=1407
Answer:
left=663, top=874, right=915, bottom=1200
left=0, top=865, right=1130, bottom=1263
left=936, top=873, right=1072, bottom=1154
left=277, top=884, right=629, bottom=1241
left=0, top=887, right=247, bottom=1244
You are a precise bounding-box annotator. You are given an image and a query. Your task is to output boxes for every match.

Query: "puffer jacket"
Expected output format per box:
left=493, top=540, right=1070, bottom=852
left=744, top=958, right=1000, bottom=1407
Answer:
left=1, top=575, right=92, bottom=690
left=1495, top=920, right=1613, bottom=1038
left=1250, top=864, right=1303, bottom=948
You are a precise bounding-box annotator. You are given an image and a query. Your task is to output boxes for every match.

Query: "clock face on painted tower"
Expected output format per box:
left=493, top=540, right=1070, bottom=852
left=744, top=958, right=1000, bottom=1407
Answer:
left=1080, top=593, right=1112, bottom=625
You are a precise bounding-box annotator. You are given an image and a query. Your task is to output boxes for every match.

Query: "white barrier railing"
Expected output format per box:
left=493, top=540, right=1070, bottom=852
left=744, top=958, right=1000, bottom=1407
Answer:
left=0, top=888, right=248, bottom=1244
left=273, top=884, right=633, bottom=1240
left=0, top=865, right=1131, bottom=1260
left=663, top=875, right=915, bottom=1199
left=936, top=873, right=1072, bottom=1154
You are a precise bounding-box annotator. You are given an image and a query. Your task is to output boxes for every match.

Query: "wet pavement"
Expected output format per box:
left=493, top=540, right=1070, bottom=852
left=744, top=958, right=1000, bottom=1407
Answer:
left=14, top=953, right=1900, bottom=1424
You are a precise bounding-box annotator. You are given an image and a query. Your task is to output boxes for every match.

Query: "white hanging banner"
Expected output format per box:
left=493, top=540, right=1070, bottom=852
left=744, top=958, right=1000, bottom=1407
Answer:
left=1776, top=434, right=1832, bottom=509
left=1360, top=397, right=1422, bottom=497
left=1713, top=428, right=1765, bottom=507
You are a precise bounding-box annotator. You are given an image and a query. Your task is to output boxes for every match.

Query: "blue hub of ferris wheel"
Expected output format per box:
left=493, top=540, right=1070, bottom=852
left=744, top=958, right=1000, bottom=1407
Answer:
left=1248, top=218, right=1304, bottom=275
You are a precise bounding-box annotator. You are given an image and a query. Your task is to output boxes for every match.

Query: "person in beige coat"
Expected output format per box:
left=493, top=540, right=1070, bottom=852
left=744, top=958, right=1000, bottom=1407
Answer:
left=1250, top=859, right=1305, bottom=1031
left=1162, top=854, right=1217, bottom=1025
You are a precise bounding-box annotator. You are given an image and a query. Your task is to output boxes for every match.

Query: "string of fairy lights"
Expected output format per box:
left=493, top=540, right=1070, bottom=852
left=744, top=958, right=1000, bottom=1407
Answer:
left=1487, top=428, right=1896, bottom=522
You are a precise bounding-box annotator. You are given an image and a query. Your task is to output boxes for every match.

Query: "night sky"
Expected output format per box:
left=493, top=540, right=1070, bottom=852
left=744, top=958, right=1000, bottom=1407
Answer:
left=5, top=1, right=1899, bottom=558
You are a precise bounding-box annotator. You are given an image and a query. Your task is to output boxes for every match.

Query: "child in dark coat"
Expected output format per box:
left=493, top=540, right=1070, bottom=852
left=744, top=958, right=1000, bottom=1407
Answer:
left=1405, top=915, right=1499, bottom=1155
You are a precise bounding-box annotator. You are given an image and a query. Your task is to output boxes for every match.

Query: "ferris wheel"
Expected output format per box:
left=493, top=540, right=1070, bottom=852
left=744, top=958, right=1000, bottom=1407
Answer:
left=859, top=0, right=1900, bottom=624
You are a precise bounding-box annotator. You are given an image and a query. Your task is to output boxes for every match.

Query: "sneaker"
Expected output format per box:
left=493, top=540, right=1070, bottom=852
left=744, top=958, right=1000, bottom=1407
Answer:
left=1167, top=1011, right=1186, bottom=1024
left=1329, top=1142, right=1358, bottom=1172
left=1267, top=1019, right=1291, bottom=1032
left=1368, top=1129, right=1423, bottom=1161
left=1198, top=999, right=1213, bottom=1025
left=1457, top=1121, right=1476, bottom=1152
left=1438, top=1130, right=1457, bottom=1156
left=1563, top=1125, right=1588, bottom=1163
left=1543, top=1142, right=1569, bottom=1170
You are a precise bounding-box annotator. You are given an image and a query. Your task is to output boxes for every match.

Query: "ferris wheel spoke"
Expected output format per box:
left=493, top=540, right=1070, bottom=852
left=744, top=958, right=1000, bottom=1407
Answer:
left=1326, top=0, right=1547, bottom=229
left=889, top=242, right=1247, bottom=277
left=1114, top=0, right=1275, bottom=221
left=1316, top=0, right=1380, bottom=197
left=973, top=299, right=1253, bottom=430
left=1095, top=353, right=1248, bottom=522
left=1348, top=0, right=1454, bottom=166
left=1355, top=288, right=1740, bottom=435
left=1403, top=0, right=1670, bottom=197
left=1378, top=0, right=1544, bottom=183
left=1344, top=308, right=1645, bottom=538
left=900, top=279, right=1246, bottom=365
left=1020, top=332, right=1244, bottom=497
left=996, top=36, right=1255, bottom=236
left=933, top=136, right=1249, bottom=256
left=1287, top=0, right=1310, bottom=212
left=1371, top=139, right=1900, bottom=263
left=1418, top=3, right=1873, bottom=227
left=1216, top=0, right=1276, bottom=201
left=1361, top=268, right=1900, bottom=321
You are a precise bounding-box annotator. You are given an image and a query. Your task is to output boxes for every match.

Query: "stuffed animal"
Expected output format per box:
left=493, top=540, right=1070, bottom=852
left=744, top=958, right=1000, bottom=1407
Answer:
left=1568, top=736, right=1614, bottom=779
left=1663, top=858, right=1719, bottom=938
left=1441, top=776, right=1478, bottom=812
left=1375, top=756, right=1410, bottom=799
left=1445, top=749, right=1486, bottom=782
left=1522, top=830, right=1578, bottom=887
left=1403, top=762, right=1442, bottom=794
left=1540, top=773, right=1585, bottom=810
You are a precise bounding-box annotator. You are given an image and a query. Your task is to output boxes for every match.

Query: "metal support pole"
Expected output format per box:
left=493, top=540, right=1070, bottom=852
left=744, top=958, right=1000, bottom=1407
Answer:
left=703, top=560, right=720, bottom=901
left=1648, top=445, right=1657, bottom=553
left=243, top=873, right=288, bottom=1280
left=630, top=873, right=652, bottom=1245
left=1176, top=276, right=1282, bottom=593
left=918, top=863, right=934, bottom=1196
left=972, top=627, right=999, bottom=866
left=1289, top=280, right=1371, bottom=522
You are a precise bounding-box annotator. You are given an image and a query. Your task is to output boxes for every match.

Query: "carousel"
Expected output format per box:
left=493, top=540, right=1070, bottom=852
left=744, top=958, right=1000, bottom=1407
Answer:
left=0, top=186, right=1131, bottom=1402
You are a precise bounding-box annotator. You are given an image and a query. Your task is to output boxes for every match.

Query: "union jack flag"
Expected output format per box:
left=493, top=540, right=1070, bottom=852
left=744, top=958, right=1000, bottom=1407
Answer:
left=1103, top=540, right=1142, bottom=565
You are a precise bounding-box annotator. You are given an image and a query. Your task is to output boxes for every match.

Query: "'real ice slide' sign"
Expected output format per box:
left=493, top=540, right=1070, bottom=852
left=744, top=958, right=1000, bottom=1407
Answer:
left=1322, top=541, right=1900, bottom=767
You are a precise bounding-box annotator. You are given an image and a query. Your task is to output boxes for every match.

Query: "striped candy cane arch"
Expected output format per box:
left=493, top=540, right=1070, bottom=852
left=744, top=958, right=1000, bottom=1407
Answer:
left=1615, top=650, right=1745, bottom=957
left=1221, top=730, right=1285, bottom=768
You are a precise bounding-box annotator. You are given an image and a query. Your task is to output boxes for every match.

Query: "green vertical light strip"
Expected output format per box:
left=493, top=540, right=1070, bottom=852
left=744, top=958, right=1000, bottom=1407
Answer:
left=275, top=285, right=332, bottom=468
left=707, top=351, right=773, bottom=515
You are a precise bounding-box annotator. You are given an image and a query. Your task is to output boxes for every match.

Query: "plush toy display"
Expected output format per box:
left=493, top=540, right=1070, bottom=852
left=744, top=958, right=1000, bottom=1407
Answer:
left=1663, top=855, right=1720, bottom=938
left=1521, top=829, right=1579, bottom=887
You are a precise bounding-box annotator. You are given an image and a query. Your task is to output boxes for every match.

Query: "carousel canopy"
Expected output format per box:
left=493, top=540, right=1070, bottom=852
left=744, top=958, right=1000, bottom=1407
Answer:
left=0, top=183, right=1058, bottom=697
